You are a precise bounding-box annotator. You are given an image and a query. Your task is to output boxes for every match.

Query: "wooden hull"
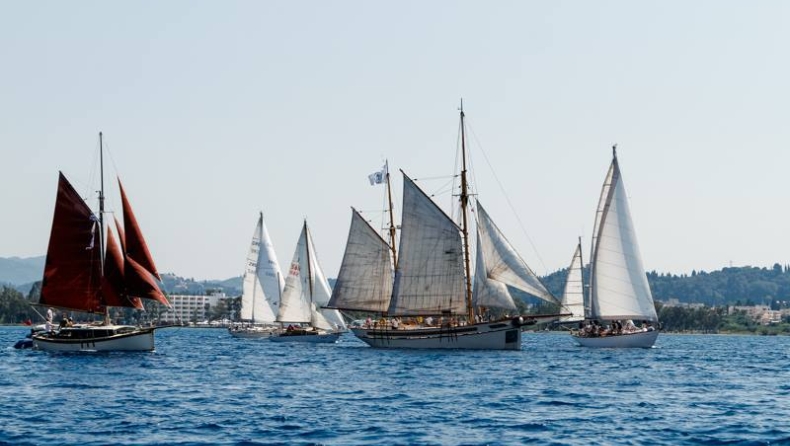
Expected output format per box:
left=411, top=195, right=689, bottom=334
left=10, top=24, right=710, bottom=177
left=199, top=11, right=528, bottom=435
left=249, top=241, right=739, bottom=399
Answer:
left=572, top=329, right=659, bottom=348
left=31, top=325, right=156, bottom=352
left=270, top=331, right=341, bottom=344
left=351, top=319, right=524, bottom=350
left=228, top=327, right=279, bottom=339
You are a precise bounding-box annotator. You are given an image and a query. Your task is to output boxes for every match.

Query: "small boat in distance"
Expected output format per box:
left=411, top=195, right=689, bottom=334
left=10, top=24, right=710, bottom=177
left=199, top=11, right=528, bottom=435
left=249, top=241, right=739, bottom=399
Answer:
left=32, top=133, right=171, bottom=352
left=572, top=146, right=659, bottom=348
left=270, top=221, right=343, bottom=344
left=229, top=212, right=283, bottom=339
left=330, top=105, right=564, bottom=350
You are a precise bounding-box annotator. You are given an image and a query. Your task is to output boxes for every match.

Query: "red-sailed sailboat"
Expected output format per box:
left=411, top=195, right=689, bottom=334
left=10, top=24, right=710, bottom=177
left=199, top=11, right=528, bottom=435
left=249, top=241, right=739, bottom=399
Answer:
left=32, top=133, right=171, bottom=351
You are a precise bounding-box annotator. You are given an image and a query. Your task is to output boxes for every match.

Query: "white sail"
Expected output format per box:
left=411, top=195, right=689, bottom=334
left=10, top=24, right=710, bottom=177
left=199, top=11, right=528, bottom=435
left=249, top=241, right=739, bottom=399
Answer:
left=388, top=174, right=466, bottom=316
left=589, top=154, right=657, bottom=322
left=258, top=212, right=285, bottom=313
left=276, top=224, right=312, bottom=324
left=473, top=201, right=557, bottom=306
left=304, top=226, right=347, bottom=329
left=240, top=213, right=280, bottom=323
left=327, top=208, right=394, bottom=313
left=472, top=234, right=515, bottom=310
left=559, top=241, right=585, bottom=322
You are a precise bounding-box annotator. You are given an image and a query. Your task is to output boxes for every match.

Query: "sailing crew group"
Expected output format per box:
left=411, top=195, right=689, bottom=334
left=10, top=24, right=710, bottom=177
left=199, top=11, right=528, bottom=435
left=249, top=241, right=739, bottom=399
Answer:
left=575, top=320, right=655, bottom=338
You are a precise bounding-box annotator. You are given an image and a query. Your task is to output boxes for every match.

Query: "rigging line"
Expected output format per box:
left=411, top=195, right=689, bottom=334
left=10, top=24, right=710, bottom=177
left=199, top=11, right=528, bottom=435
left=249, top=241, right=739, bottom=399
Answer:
left=466, top=125, right=550, bottom=275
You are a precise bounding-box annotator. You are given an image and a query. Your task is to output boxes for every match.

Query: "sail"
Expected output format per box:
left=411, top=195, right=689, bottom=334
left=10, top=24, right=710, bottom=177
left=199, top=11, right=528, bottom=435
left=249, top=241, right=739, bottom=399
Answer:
left=102, top=227, right=143, bottom=310
left=589, top=154, right=657, bottom=321
left=473, top=201, right=557, bottom=306
left=311, top=303, right=335, bottom=330
left=239, top=214, right=278, bottom=323
left=388, top=174, right=466, bottom=316
left=119, top=178, right=160, bottom=280
left=327, top=208, right=394, bottom=313
left=472, top=235, right=515, bottom=310
left=304, top=224, right=346, bottom=329
left=257, top=213, right=284, bottom=313
left=39, top=173, right=103, bottom=312
left=276, top=224, right=312, bottom=323
left=559, top=241, right=585, bottom=322
left=114, top=216, right=126, bottom=253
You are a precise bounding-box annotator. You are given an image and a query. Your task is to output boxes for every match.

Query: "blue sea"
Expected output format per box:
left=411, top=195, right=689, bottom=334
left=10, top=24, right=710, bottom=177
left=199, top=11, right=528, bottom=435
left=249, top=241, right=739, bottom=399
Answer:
left=1, top=327, right=789, bottom=446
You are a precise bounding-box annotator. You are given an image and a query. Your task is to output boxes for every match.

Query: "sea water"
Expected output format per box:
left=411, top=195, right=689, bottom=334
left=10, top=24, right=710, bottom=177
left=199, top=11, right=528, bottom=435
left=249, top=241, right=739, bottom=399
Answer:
left=1, top=327, right=788, bottom=445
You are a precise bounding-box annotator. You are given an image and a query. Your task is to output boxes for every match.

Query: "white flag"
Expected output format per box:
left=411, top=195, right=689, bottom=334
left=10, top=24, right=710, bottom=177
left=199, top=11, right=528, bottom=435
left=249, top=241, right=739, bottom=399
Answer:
left=368, top=163, right=388, bottom=185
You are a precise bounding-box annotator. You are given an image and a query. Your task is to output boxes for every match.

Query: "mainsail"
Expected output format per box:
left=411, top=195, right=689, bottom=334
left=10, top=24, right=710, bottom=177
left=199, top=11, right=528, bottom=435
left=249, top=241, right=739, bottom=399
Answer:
left=327, top=208, right=394, bottom=313
left=589, top=151, right=657, bottom=322
left=559, top=240, right=585, bottom=322
left=472, top=201, right=557, bottom=310
left=239, top=213, right=281, bottom=323
left=388, top=174, right=466, bottom=316
left=40, top=173, right=103, bottom=312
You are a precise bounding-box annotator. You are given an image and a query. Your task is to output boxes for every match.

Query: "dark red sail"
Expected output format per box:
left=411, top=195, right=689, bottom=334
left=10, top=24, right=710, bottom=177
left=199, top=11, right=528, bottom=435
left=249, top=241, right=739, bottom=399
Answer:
left=102, top=227, right=143, bottom=310
left=118, top=178, right=160, bottom=280
left=39, top=172, right=103, bottom=312
left=125, top=256, right=170, bottom=307
left=114, top=215, right=126, bottom=254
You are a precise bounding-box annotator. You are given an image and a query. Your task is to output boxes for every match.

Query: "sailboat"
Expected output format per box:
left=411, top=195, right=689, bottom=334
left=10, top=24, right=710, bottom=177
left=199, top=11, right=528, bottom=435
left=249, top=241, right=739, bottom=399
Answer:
left=32, top=133, right=171, bottom=352
left=270, top=221, right=343, bottom=344
left=228, top=212, right=283, bottom=339
left=572, top=146, right=659, bottom=348
left=558, top=238, right=585, bottom=325
left=330, top=106, right=563, bottom=350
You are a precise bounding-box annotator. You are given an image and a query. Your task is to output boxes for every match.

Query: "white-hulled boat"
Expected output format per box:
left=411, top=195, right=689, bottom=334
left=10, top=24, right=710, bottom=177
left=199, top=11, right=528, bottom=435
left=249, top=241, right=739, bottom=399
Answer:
left=32, top=133, right=171, bottom=352
left=229, top=212, right=283, bottom=339
left=269, top=221, right=343, bottom=344
left=329, top=105, right=565, bottom=350
left=571, top=146, right=660, bottom=348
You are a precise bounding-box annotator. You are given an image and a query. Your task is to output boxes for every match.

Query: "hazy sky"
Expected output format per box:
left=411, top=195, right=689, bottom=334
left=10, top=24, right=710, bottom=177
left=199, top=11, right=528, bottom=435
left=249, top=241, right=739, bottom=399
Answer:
left=2, top=1, right=790, bottom=281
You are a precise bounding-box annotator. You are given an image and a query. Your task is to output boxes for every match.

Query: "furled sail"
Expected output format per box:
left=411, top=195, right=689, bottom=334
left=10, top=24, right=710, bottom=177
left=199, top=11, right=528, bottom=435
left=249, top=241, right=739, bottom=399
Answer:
left=559, top=241, right=585, bottom=322
left=119, top=179, right=160, bottom=280
left=276, top=223, right=313, bottom=324
left=388, top=174, right=466, bottom=316
left=589, top=153, right=657, bottom=321
left=472, top=201, right=557, bottom=307
left=39, top=173, right=103, bottom=312
left=240, top=213, right=278, bottom=323
left=327, top=208, right=394, bottom=313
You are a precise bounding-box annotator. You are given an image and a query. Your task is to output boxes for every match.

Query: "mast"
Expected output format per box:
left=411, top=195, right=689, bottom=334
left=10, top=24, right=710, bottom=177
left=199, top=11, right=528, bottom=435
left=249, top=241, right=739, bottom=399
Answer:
left=304, top=221, right=314, bottom=305
left=385, top=160, right=398, bottom=269
left=459, top=101, right=474, bottom=322
left=99, top=132, right=110, bottom=325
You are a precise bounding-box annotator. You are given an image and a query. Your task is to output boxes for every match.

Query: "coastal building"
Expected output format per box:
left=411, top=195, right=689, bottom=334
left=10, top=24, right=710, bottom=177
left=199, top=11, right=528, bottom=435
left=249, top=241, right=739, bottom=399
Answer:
left=159, top=292, right=231, bottom=324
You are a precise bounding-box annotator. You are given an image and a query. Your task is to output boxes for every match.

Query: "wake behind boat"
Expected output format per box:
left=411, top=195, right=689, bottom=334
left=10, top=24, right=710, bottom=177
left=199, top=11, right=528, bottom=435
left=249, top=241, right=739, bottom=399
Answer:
left=329, top=104, right=565, bottom=350
left=571, top=146, right=659, bottom=348
left=32, top=133, right=171, bottom=352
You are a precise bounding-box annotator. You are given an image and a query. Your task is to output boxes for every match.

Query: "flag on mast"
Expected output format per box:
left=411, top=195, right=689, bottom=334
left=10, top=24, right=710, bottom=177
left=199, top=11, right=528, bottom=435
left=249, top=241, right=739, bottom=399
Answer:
left=368, top=162, right=388, bottom=185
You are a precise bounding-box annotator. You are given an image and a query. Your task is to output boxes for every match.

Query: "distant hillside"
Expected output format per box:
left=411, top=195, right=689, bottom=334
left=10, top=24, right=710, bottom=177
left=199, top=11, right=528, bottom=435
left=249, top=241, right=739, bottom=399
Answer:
left=539, top=263, right=790, bottom=308
left=0, top=256, right=45, bottom=286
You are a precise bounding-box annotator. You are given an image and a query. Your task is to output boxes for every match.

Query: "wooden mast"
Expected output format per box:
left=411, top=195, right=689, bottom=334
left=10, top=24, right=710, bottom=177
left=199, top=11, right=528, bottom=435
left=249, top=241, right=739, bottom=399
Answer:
left=384, top=160, right=398, bottom=269
left=459, top=101, right=475, bottom=322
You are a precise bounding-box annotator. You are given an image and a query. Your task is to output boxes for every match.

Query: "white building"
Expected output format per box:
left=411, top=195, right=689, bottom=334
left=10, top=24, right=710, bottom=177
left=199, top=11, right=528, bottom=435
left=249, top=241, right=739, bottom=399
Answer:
left=159, top=292, right=231, bottom=324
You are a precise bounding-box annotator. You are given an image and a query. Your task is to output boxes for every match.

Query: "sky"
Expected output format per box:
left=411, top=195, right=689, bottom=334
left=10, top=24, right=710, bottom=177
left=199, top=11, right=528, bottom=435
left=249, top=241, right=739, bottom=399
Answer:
left=2, top=1, right=790, bottom=281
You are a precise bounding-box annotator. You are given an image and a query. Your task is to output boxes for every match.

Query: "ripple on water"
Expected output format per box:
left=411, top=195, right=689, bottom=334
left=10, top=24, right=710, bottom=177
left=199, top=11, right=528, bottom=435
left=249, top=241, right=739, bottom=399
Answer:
left=1, top=329, right=789, bottom=445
